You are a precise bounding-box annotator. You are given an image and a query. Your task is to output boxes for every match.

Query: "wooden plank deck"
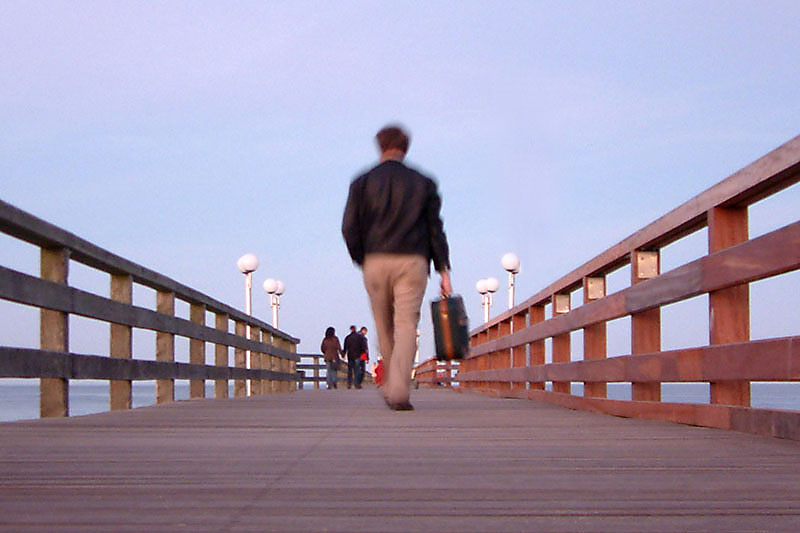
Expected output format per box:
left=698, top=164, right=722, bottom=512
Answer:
left=1, top=388, right=799, bottom=532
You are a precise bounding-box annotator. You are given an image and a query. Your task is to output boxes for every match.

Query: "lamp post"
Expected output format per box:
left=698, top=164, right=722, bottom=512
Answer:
left=476, top=277, right=499, bottom=323
left=262, top=278, right=285, bottom=329
left=237, top=253, right=259, bottom=397
left=415, top=329, right=421, bottom=366
left=501, top=252, right=521, bottom=310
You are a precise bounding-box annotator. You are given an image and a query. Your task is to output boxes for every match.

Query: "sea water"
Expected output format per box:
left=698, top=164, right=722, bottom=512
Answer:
left=1, top=380, right=798, bottom=423
left=0, top=380, right=228, bottom=422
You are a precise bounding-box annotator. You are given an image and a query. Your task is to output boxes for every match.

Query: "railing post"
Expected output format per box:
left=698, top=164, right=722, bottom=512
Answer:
left=250, top=328, right=262, bottom=396
left=482, top=326, right=497, bottom=393
left=190, top=303, right=206, bottom=398
left=583, top=276, right=607, bottom=398
left=234, top=320, right=246, bottom=397
left=529, top=304, right=545, bottom=391
left=266, top=331, right=275, bottom=393
left=313, top=355, right=320, bottom=389
left=269, top=336, right=279, bottom=394
left=156, top=291, right=175, bottom=404
left=110, top=273, right=133, bottom=410
left=40, top=247, right=69, bottom=418
left=551, top=293, right=571, bottom=394
left=271, top=335, right=288, bottom=393
left=511, top=311, right=527, bottom=391
left=279, top=337, right=291, bottom=393
left=268, top=332, right=277, bottom=393
left=288, top=341, right=297, bottom=393
left=214, top=312, right=229, bottom=399
left=708, top=206, right=751, bottom=406
left=497, top=319, right=511, bottom=392
left=631, top=250, right=661, bottom=401
left=279, top=339, right=290, bottom=393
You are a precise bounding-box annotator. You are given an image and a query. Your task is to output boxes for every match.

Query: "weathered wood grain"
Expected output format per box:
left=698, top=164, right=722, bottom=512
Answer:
left=1, top=389, right=799, bottom=531
left=459, top=336, right=800, bottom=386
left=39, top=247, right=69, bottom=418
left=156, top=290, right=175, bottom=404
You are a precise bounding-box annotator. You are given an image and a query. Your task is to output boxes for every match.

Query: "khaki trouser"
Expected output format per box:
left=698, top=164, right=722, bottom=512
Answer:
left=362, top=253, right=428, bottom=404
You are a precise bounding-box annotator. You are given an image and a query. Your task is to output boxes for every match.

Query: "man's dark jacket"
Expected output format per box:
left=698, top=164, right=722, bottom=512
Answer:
left=343, top=331, right=363, bottom=360
left=341, top=160, right=450, bottom=272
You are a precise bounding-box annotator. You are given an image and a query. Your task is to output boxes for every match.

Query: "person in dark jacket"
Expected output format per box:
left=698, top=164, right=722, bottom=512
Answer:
left=342, top=124, right=452, bottom=410
left=320, top=326, right=344, bottom=390
left=343, top=325, right=363, bottom=389
left=356, top=326, right=369, bottom=388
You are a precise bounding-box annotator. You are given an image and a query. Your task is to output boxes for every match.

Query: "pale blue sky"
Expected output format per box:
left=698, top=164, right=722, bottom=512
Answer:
left=1, top=1, right=798, bottom=362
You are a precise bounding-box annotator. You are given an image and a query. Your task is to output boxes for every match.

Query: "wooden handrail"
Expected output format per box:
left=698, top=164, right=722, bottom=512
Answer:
left=0, top=199, right=297, bottom=343
left=0, top=266, right=295, bottom=358
left=470, top=220, right=800, bottom=356
left=0, top=347, right=298, bottom=382
left=413, top=356, right=458, bottom=387
left=473, top=135, right=800, bottom=332
left=458, top=135, right=800, bottom=440
left=0, top=200, right=300, bottom=418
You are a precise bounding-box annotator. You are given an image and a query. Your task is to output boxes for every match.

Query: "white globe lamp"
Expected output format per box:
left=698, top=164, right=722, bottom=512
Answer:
left=501, top=252, right=521, bottom=309
left=237, top=253, right=259, bottom=274
left=485, top=277, right=499, bottom=293
left=501, top=252, right=520, bottom=274
left=263, top=278, right=284, bottom=328
left=263, top=278, right=278, bottom=294
left=476, top=279, right=488, bottom=294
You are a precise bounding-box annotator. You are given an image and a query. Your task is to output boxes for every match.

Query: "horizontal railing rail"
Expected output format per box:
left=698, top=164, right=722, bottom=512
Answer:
left=413, top=357, right=459, bottom=387
left=0, top=199, right=300, bottom=418
left=458, top=135, right=800, bottom=440
left=0, top=199, right=296, bottom=342
left=1, top=347, right=298, bottom=382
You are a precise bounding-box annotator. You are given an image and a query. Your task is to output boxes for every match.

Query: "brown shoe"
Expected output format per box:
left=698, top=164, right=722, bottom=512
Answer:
left=384, top=396, right=414, bottom=411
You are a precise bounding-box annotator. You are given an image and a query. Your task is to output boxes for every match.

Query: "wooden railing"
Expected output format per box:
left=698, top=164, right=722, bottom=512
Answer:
left=413, top=357, right=458, bottom=388
left=457, top=136, right=800, bottom=440
left=296, top=354, right=374, bottom=389
left=0, top=199, right=300, bottom=418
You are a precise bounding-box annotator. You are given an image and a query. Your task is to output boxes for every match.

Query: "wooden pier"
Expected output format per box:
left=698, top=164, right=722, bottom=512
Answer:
left=2, top=388, right=799, bottom=532
left=2, top=136, right=799, bottom=531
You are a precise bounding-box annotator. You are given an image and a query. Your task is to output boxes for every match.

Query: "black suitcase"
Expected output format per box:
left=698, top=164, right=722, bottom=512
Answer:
left=431, top=295, right=470, bottom=361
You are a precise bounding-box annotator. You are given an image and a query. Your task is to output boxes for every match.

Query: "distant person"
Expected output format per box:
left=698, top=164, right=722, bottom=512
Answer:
left=357, top=326, right=369, bottom=388
left=342, top=124, right=452, bottom=410
left=320, top=326, right=344, bottom=390
left=343, top=325, right=363, bottom=389
left=373, top=357, right=385, bottom=388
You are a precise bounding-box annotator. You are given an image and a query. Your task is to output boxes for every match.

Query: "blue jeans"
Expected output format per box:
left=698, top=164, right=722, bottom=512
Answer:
left=326, top=361, right=338, bottom=389
left=356, top=360, right=366, bottom=387
left=347, top=357, right=361, bottom=387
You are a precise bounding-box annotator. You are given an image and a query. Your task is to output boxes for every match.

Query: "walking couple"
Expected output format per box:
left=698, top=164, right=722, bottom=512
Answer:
left=320, top=325, right=370, bottom=390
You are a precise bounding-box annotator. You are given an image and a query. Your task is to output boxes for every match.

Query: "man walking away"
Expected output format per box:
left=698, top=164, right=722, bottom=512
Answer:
left=342, top=124, right=452, bottom=410
left=343, top=325, right=363, bottom=389
left=356, top=326, right=369, bottom=389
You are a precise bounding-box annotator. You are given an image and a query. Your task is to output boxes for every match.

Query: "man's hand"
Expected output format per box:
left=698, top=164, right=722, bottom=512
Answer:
left=439, top=270, right=452, bottom=298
